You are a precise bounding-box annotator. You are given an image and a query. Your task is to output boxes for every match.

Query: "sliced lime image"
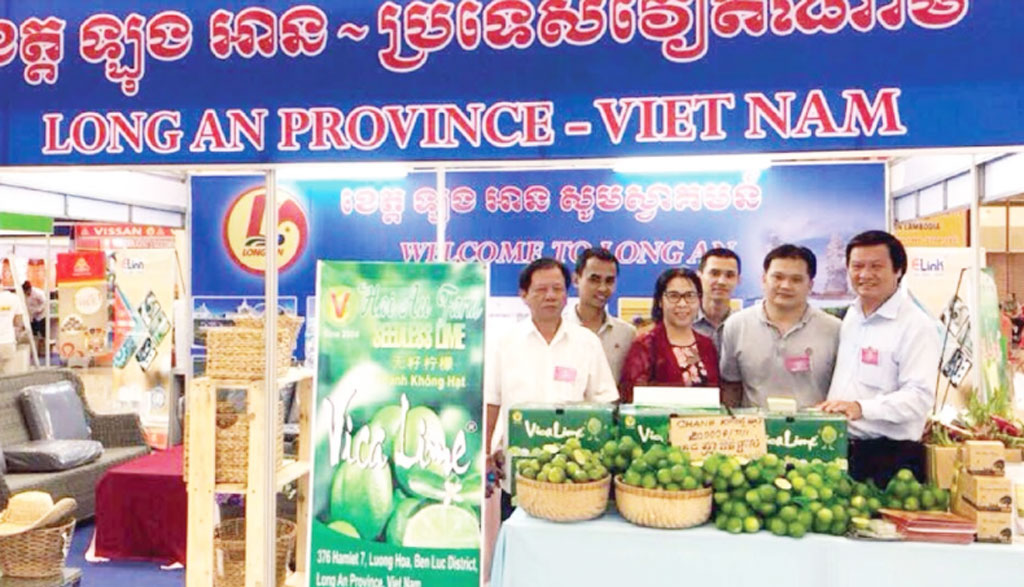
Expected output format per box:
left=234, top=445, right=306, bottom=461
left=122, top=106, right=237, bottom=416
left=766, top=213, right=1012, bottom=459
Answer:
left=586, top=417, right=603, bottom=436
left=402, top=504, right=480, bottom=549
left=386, top=498, right=423, bottom=545
left=328, top=519, right=361, bottom=539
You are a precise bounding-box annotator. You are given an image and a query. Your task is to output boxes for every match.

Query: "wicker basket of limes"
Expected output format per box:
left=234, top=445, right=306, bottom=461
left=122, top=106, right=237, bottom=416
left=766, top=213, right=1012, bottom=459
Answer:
left=614, top=444, right=713, bottom=529
left=514, top=439, right=611, bottom=523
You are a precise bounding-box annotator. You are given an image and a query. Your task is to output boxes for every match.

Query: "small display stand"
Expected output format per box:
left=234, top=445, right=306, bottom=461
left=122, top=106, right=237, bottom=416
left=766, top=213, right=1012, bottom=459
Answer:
left=185, top=367, right=313, bottom=587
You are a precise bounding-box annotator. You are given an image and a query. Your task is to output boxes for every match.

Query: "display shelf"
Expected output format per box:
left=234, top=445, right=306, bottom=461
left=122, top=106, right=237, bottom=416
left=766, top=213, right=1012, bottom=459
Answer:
left=186, top=368, right=314, bottom=587
left=214, top=459, right=310, bottom=495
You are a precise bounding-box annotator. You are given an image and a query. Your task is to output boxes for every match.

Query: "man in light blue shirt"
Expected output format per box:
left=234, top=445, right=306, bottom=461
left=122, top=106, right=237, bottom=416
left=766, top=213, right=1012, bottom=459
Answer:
left=820, top=231, right=940, bottom=486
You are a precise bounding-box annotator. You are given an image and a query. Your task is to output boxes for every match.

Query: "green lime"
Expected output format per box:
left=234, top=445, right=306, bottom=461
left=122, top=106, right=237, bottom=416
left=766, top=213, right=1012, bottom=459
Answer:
left=729, top=471, right=746, bottom=488
left=624, top=470, right=642, bottom=486
left=743, top=516, right=761, bottom=533
left=779, top=505, right=798, bottom=523
left=774, top=478, right=793, bottom=491
left=762, top=453, right=780, bottom=468
left=665, top=483, right=681, bottom=491
left=732, top=503, right=750, bottom=519
left=819, top=487, right=834, bottom=501
left=402, top=504, right=479, bottom=549
left=768, top=517, right=788, bottom=536
left=895, top=469, right=915, bottom=483
left=806, top=473, right=824, bottom=488
left=816, top=507, right=834, bottom=526
left=797, top=510, right=814, bottom=529
left=714, top=491, right=730, bottom=505
left=726, top=517, right=743, bottom=534
left=330, top=458, right=394, bottom=541
left=801, top=487, right=819, bottom=501
left=851, top=516, right=870, bottom=530
left=788, top=521, right=807, bottom=538
left=903, top=496, right=920, bottom=511
left=715, top=513, right=730, bottom=531
left=385, top=498, right=421, bottom=545
left=328, top=519, right=361, bottom=539
left=791, top=476, right=807, bottom=492
left=682, top=477, right=698, bottom=491
left=758, top=503, right=777, bottom=517
left=745, top=489, right=762, bottom=507
left=641, top=473, right=657, bottom=489
left=775, top=491, right=792, bottom=506
left=548, top=467, right=566, bottom=484
left=657, top=468, right=673, bottom=485
left=670, top=464, right=687, bottom=482
left=744, top=465, right=762, bottom=483
left=369, top=405, right=405, bottom=461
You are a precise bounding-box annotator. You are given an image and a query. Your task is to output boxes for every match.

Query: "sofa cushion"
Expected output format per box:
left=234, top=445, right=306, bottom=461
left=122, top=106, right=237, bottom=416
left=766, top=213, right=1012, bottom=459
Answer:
left=4, top=439, right=103, bottom=472
left=19, top=381, right=91, bottom=441
left=5, top=445, right=150, bottom=520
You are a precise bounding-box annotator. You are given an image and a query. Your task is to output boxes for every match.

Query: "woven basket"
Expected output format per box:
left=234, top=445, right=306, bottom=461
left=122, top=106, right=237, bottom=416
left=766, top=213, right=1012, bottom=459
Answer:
left=205, top=314, right=303, bottom=380
left=185, top=400, right=285, bottom=484
left=214, top=518, right=295, bottom=587
left=614, top=476, right=712, bottom=529
left=515, top=475, right=611, bottom=522
left=0, top=517, right=75, bottom=578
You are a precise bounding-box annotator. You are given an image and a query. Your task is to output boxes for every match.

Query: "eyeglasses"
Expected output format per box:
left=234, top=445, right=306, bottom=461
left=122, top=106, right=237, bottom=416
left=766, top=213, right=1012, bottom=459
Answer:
left=663, top=290, right=700, bottom=304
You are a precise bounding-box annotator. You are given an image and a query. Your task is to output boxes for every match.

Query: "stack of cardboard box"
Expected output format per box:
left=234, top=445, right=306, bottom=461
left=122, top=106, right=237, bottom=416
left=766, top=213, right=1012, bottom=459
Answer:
left=951, top=440, right=1014, bottom=543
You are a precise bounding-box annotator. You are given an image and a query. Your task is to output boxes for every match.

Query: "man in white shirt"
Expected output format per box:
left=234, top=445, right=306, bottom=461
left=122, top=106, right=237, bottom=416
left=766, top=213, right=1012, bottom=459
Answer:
left=819, top=231, right=940, bottom=486
left=484, top=258, right=618, bottom=519
left=563, top=247, right=636, bottom=383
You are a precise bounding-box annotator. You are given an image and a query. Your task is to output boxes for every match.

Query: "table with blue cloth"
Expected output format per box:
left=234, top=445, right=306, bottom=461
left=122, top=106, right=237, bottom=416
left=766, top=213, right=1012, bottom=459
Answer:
left=491, top=510, right=1024, bottom=587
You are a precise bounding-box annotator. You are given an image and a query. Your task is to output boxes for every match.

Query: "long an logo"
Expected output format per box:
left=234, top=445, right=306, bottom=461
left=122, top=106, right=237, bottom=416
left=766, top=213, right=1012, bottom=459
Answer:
left=222, top=187, right=309, bottom=274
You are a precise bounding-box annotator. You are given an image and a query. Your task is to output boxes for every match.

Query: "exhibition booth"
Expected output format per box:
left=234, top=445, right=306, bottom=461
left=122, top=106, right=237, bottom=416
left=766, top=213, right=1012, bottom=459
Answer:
left=1, top=2, right=1024, bottom=587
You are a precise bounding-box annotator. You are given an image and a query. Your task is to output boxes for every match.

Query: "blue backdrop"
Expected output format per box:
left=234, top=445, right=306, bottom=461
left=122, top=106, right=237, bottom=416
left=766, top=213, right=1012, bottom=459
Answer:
left=191, top=163, right=884, bottom=326
left=1, top=1, right=1022, bottom=165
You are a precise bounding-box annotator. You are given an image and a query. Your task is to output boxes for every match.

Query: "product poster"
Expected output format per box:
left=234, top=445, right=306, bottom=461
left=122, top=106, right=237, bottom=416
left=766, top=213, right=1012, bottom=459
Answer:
left=111, top=249, right=175, bottom=448
left=55, top=251, right=108, bottom=360
left=311, top=261, right=486, bottom=587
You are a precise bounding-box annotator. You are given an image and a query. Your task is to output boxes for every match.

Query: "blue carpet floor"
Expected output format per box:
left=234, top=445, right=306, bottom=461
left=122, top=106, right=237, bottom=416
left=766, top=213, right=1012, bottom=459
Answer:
left=68, top=521, right=184, bottom=587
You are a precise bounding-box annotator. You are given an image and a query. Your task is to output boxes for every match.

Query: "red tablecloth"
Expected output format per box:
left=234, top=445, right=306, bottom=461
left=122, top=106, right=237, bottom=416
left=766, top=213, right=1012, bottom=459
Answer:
left=93, top=445, right=187, bottom=565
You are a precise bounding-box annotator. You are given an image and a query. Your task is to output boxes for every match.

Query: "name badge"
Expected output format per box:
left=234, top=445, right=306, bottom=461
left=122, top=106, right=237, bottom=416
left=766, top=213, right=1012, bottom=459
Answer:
left=784, top=354, right=811, bottom=373
left=861, top=347, right=879, bottom=365
left=553, top=366, right=577, bottom=382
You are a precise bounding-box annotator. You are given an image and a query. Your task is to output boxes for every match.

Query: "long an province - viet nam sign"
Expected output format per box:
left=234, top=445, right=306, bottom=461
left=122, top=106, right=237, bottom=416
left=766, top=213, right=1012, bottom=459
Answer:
left=1, top=1, right=1021, bottom=165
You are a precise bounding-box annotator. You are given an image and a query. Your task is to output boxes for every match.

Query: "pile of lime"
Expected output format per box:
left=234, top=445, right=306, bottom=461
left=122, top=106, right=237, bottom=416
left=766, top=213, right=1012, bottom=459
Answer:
left=324, top=402, right=482, bottom=548
left=599, top=435, right=643, bottom=475
left=516, top=438, right=610, bottom=484
left=709, top=454, right=886, bottom=538
left=880, top=468, right=950, bottom=512
left=618, top=443, right=709, bottom=492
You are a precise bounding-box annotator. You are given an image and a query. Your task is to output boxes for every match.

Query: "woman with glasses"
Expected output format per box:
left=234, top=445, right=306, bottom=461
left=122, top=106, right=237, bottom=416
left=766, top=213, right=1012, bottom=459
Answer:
left=618, top=268, right=720, bottom=403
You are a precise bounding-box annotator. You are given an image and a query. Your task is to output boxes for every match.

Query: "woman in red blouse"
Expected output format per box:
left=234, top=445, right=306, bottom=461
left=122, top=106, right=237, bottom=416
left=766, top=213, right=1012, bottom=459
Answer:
left=619, top=268, right=720, bottom=403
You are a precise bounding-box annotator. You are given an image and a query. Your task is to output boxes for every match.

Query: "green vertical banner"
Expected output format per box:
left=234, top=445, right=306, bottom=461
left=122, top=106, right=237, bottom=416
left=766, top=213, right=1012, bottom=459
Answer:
left=310, top=261, right=486, bottom=587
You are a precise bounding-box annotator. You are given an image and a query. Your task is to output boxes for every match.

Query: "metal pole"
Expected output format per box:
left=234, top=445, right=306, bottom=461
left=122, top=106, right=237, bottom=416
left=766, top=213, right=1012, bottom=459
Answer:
left=45, top=234, right=51, bottom=367
left=884, top=159, right=893, bottom=231
left=261, top=170, right=279, bottom=587
left=969, top=158, right=984, bottom=401
left=435, top=167, right=446, bottom=262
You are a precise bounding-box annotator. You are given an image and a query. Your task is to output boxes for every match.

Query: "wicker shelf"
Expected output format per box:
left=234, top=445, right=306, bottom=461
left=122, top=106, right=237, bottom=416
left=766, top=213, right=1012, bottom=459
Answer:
left=215, top=460, right=310, bottom=495
left=186, top=369, right=314, bottom=587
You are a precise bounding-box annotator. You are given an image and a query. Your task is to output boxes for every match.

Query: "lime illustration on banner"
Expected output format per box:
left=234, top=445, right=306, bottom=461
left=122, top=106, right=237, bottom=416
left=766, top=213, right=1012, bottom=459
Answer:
left=311, top=261, right=486, bottom=587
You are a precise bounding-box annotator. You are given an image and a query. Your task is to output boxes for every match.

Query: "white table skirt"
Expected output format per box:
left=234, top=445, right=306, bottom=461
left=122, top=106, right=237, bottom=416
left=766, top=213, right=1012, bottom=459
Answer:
left=491, top=509, right=1024, bottom=587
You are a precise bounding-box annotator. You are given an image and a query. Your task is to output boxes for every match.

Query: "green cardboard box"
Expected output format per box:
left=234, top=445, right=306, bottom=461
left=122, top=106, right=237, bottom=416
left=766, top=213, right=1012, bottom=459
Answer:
left=618, top=405, right=762, bottom=454
left=506, top=402, right=617, bottom=495
left=764, top=412, right=848, bottom=468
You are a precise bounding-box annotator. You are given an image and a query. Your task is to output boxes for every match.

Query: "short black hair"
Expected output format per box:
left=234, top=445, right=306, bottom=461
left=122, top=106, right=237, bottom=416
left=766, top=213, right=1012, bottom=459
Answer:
left=574, top=247, right=619, bottom=275
left=763, top=244, right=817, bottom=279
left=21, top=280, right=31, bottom=291
left=651, top=268, right=703, bottom=322
left=845, top=230, right=908, bottom=282
left=699, top=248, right=741, bottom=275
left=519, top=258, right=571, bottom=292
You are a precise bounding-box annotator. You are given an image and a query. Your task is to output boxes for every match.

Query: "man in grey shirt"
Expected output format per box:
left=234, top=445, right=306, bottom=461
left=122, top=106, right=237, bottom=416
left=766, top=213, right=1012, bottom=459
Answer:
left=563, top=247, right=636, bottom=381
left=693, top=248, right=741, bottom=349
left=719, top=244, right=840, bottom=408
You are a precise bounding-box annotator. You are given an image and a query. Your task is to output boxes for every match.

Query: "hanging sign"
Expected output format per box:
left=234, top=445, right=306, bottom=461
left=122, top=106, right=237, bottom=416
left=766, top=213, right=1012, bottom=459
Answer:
left=1, top=2, right=1022, bottom=165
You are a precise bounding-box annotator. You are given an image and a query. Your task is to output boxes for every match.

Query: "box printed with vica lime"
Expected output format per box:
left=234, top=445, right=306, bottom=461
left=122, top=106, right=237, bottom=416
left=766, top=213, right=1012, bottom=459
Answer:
left=618, top=405, right=739, bottom=450
left=505, top=402, right=617, bottom=496
left=311, top=261, right=487, bottom=587
left=764, top=412, right=848, bottom=469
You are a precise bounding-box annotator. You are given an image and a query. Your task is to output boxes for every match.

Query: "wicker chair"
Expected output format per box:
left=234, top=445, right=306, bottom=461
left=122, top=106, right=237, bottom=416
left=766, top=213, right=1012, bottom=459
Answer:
left=0, top=369, right=150, bottom=520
